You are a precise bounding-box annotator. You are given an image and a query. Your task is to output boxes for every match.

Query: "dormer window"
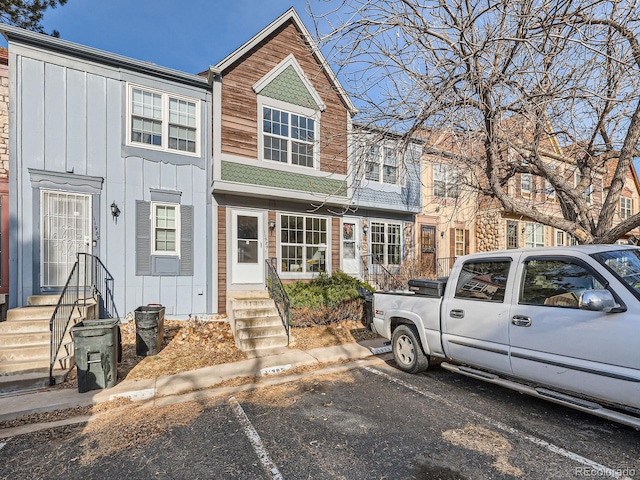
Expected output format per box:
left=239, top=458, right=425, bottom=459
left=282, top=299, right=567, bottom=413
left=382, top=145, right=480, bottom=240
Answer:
left=254, top=55, right=324, bottom=170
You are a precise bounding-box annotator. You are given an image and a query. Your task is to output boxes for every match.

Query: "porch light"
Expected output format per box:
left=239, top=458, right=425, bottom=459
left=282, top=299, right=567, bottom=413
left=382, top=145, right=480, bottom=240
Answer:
left=362, top=224, right=368, bottom=235
left=268, top=219, right=276, bottom=231
left=110, top=201, right=121, bottom=220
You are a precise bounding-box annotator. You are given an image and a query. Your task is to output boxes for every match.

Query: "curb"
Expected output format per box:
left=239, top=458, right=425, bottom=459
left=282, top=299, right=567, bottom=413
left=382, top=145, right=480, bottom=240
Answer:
left=0, top=339, right=391, bottom=425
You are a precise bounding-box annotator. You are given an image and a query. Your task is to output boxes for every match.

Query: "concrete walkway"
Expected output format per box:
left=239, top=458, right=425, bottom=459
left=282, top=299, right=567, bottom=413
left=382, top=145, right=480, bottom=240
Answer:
left=0, top=339, right=392, bottom=428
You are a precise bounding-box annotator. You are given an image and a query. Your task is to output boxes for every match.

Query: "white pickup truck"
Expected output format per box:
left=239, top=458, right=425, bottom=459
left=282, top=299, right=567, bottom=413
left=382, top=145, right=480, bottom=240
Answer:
left=371, top=245, right=640, bottom=428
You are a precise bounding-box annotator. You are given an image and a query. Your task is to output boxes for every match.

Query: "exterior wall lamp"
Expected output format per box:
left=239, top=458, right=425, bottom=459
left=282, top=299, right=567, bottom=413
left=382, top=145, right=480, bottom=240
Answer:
left=362, top=224, right=368, bottom=235
left=268, top=219, right=276, bottom=231
left=110, top=201, right=121, bottom=221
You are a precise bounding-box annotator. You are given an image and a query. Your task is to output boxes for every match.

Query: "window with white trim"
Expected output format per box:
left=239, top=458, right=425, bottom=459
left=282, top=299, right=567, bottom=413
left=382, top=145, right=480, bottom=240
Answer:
left=433, top=163, right=459, bottom=198
left=620, top=197, right=632, bottom=220
left=555, top=229, right=565, bottom=246
left=365, top=145, right=380, bottom=182
left=521, top=173, right=532, bottom=196
left=454, top=228, right=466, bottom=256
left=524, top=222, right=545, bottom=248
left=263, top=106, right=316, bottom=167
left=363, top=143, right=403, bottom=185
left=370, top=221, right=401, bottom=265
left=280, top=215, right=327, bottom=273
left=152, top=203, right=180, bottom=255
left=128, top=85, right=199, bottom=155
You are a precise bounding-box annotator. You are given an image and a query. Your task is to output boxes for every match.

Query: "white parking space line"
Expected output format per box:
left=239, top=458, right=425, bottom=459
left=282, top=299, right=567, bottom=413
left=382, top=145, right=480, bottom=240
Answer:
left=229, top=396, right=284, bottom=480
left=365, top=367, right=632, bottom=480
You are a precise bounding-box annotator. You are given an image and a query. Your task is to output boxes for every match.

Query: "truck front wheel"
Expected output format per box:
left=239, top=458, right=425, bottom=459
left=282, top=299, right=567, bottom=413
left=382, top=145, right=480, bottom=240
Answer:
left=392, top=325, right=429, bottom=374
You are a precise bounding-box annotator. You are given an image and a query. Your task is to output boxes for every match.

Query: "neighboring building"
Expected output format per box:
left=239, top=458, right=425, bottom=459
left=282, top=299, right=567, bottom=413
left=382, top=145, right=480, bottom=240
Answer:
left=351, top=124, right=422, bottom=283
left=3, top=25, right=213, bottom=317
left=416, top=130, right=478, bottom=276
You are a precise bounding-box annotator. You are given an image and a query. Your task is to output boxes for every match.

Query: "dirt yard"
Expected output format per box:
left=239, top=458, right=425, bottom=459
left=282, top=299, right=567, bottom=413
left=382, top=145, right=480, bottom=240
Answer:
left=56, top=316, right=379, bottom=389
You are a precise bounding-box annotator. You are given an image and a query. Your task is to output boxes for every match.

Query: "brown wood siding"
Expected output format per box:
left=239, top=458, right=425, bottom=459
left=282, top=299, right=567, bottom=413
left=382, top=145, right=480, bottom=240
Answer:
left=332, top=217, right=341, bottom=273
left=268, top=211, right=277, bottom=260
left=217, top=206, right=227, bottom=314
left=220, top=21, right=348, bottom=175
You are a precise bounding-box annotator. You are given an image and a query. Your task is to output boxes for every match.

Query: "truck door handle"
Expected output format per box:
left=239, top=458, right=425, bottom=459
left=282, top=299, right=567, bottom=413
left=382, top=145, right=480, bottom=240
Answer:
left=512, top=315, right=532, bottom=327
left=450, top=309, right=464, bottom=319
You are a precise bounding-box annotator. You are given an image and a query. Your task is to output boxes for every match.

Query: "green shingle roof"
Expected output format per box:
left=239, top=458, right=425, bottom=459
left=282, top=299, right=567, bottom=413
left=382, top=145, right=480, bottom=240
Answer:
left=260, top=66, right=320, bottom=110
left=222, top=161, right=347, bottom=197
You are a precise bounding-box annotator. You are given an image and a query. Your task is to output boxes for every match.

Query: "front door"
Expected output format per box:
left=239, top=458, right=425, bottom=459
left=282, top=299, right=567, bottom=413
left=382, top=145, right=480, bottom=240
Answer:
left=41, top=190, right=92, bottom=287
left=420, top=225, right=436, bottom=275
left=341, top=217, right=361, bottom=277
left=231, top=210, right=264, bottom=284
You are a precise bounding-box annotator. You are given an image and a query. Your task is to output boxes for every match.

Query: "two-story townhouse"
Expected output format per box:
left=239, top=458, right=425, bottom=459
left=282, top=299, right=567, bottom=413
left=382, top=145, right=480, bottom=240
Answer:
left=415, top=130, right=479, bottom=277
left=475, top=143, right=640, bottom=251
left=351, top=124, right=422, bottom=286
left=3, top=25, right=213, bottom=318
left=208, top=9, right=362, bottom=313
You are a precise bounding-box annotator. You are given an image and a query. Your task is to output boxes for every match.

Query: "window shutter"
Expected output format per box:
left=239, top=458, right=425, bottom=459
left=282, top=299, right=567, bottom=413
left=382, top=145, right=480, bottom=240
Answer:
left=136, top=201, right=151, bottom=275
left=180, top=205, right=194, bottom=276
left=465, top=229, right=470, bottom=255
left=449, top=228, right=455, bottom=257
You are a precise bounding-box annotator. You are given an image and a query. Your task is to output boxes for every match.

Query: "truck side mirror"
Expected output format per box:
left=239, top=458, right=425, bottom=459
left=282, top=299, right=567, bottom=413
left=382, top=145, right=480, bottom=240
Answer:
left=579, top=289, right=616, bottom=313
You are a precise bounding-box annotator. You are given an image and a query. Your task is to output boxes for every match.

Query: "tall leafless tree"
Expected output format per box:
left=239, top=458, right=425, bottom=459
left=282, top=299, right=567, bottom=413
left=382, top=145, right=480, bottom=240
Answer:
left=315, top=0, right=640, bottom=244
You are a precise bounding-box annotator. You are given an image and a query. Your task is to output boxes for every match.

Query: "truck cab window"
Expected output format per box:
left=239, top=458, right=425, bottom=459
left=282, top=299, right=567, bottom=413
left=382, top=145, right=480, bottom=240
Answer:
left=454, top=260, right=510, bottom=302
left=520, top=259, right=605, bottom=307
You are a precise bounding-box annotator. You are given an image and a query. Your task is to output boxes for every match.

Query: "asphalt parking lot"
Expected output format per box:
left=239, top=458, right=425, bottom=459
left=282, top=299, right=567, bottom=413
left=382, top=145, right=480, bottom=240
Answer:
left=1, top=360, right=638, bottom=479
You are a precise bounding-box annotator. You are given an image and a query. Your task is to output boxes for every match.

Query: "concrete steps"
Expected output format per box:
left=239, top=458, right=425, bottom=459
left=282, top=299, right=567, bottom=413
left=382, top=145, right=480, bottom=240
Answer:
left=0, top=295, right=89, bottom=394
left=228, top=291, right=289, bottom=358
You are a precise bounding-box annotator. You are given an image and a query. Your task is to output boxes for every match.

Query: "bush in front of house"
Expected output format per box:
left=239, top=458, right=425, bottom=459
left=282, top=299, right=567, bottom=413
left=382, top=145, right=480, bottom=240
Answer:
left=285, top=271, right=374, bottom=327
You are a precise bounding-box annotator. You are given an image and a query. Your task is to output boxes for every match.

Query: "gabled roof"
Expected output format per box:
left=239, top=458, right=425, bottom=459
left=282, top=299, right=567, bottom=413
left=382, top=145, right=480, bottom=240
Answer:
left=210, top=7, right=357, bottom=115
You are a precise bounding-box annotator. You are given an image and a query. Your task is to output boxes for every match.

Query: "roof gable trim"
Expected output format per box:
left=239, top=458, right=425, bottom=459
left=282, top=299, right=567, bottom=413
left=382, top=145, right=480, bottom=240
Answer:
left=253, top=54, right=326, bottom=111
left=214, top=7, right=357, bottom=115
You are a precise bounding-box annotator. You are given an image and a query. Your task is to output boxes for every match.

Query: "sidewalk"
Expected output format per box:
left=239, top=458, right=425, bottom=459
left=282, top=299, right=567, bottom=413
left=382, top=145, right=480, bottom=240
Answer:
left=0, top=338, right=392, bottom=426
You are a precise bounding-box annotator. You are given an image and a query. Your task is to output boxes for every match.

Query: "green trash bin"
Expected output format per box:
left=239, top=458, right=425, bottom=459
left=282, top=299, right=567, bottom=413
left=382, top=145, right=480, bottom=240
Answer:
left=134, top=305, right=165, bottom=356
left=71, top=319, right=120, bottom=393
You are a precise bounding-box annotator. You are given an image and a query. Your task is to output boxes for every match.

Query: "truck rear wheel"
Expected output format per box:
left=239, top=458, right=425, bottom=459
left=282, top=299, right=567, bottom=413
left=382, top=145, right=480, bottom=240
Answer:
left=392, top=324, right=428, bottom=374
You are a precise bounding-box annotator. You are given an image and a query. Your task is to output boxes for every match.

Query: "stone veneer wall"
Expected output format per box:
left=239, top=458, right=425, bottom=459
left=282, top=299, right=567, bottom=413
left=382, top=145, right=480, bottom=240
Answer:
left=475, top=211, right=503, bottom=252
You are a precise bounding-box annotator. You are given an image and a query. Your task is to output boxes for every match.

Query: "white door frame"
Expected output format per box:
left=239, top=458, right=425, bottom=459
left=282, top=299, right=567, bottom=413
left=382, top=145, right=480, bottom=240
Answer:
left=341, top=217, right=362, bottom=278
left=230, top=209, right=264, bottom=285
left=40, top=189, right=92, bottom=288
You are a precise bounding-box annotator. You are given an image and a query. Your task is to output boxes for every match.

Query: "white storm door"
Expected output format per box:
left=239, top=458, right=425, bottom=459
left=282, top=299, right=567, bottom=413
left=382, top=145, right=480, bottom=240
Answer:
left=41, top=190, right=92, bottom=287
left=341, top=217, right=361, bottom=277
left=231, top=210, right=264, bottom=284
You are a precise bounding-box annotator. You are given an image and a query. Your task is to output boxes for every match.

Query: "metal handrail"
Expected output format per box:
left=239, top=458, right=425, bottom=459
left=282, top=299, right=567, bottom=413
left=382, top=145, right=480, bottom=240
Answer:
left=361, top=254, right=405, bottom=291
left=49, top=253, right=119, bottom=385
left=436, top=256, right=457, bottom=278
left=265, top=258, right=290, bottom=342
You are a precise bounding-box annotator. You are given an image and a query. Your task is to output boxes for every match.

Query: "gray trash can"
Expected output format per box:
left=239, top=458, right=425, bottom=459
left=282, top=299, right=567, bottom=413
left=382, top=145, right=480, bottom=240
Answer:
left=71, top=319, right=120, bottom=393
left=134, top=305, right=165, bottom=356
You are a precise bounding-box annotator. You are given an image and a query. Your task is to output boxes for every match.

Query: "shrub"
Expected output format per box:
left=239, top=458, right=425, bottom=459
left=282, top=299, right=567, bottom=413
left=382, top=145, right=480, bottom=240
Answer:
left=285, top=271, right=374, bottom=327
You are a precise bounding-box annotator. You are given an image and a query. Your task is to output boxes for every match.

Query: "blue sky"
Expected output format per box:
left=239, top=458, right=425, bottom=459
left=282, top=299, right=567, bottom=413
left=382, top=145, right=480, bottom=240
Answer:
left=38, top=0, right=332, bottom=74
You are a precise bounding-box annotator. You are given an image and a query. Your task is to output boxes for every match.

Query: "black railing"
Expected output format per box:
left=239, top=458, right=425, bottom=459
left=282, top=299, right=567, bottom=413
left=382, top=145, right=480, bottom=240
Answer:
left=265, top=258, right=290, bottom=342
left=437, top=256, right=457, bottom=278
left=49, top=253, right=119, bottom=385
left=361, top=254, right=405, bottom=291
